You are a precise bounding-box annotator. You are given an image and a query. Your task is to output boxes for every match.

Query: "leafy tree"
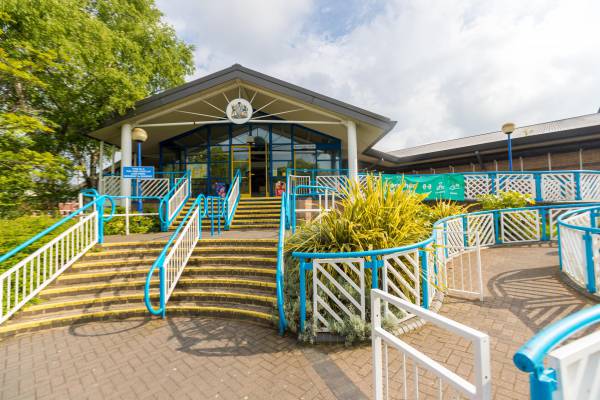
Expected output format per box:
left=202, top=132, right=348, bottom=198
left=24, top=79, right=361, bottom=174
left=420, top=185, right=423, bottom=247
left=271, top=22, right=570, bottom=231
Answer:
left=0, top=0, right=194, bottom=215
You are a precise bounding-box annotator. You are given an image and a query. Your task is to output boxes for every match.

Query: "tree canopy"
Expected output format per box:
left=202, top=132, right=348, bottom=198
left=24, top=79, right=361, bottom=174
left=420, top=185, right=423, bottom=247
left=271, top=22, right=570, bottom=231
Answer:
left=0, top=0, right=194, bottom=216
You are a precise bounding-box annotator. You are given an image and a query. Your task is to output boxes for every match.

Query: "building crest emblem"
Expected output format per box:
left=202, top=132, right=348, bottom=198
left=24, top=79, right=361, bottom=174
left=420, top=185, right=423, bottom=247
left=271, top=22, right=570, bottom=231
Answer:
left=226, top=98, right=253, bottom=124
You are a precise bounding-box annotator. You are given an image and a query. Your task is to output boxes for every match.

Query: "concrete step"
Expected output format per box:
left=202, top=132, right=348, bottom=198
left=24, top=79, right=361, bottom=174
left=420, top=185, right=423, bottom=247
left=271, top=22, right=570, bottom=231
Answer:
left=229, top=224, right=280, bottom=229
left=82, top=246, right=277, bottom=262
left=40, top=276, right=276, bottom=299
left=58, top=266, right=276, bottom=285
left=20, top=289, right=276, bottom=317
left=0, top=303, right=275, bottom=338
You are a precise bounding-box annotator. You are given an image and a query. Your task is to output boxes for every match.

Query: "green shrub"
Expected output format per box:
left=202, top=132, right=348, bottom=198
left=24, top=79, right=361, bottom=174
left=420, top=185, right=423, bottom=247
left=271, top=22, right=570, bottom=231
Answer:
left=477, top=191, right=535, bottom=210
left=284, top=175, right=451, bottom=343
left=425, top=200, right=471, bottom=223
left=103, top=207, right=160, bottom=235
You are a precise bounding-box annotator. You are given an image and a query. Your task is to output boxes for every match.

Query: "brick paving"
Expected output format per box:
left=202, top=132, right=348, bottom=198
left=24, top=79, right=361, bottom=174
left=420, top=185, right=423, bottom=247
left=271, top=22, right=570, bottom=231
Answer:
left=1, top=244, right=597, bottom=399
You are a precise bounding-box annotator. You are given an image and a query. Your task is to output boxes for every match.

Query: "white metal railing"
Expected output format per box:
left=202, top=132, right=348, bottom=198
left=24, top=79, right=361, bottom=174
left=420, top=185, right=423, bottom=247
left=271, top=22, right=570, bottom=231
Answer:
left=163, top=205, right=200, bottom=301
left=371, top=289, right=491, bottom=399
left=167, top=177, right=189, bottom=221
left=291, top=185, right=336, bottom=232
left=288, top=174, right=311, bottom=195
left=557, top=208, right=599, bottom=293
left=444, top=231, right=484, bottom=301
left=225, top=170, right=241, bottom=228
left=547, top=330, right=600, bottom=400
left=0, top=211, right=98, bottom=324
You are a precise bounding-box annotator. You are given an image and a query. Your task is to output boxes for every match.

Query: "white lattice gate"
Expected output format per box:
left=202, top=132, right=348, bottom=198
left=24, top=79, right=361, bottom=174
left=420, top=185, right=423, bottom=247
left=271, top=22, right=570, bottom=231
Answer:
left=312, top=258, right=366, bottom=332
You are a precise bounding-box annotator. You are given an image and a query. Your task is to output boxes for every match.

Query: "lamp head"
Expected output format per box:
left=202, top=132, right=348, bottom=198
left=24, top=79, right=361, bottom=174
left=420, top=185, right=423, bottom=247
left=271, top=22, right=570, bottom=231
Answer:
left=501, top=122, right=516, bottom=136
left=132, top=127, right=148, bottom=142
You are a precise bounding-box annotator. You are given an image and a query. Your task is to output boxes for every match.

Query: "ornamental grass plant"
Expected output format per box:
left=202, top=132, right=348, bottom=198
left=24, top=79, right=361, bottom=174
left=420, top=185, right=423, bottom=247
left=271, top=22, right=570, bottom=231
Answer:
left=283, top=176, right=470, bottom=343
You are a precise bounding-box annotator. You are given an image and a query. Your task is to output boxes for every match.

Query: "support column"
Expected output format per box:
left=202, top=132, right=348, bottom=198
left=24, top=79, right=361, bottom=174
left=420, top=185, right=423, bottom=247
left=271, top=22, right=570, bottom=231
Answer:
left=346, top=120, right=358, bottom=181
left=120, top=124, right=132, bottom=199
left=98, top=141, right=104, bottom=193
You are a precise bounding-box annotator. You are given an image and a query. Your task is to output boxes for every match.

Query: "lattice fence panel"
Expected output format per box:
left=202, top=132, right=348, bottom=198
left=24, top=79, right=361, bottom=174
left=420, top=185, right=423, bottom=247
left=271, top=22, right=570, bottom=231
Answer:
left=497, top=174, right=536, bottom=197
left=102, top=176, right=121, bottom=196
left=549, top=208, right=581, bottom=240
left=541, top=173, right=576, bottom=202
left=139, top=178, right=170, bottom=197
left=559, top=226, right=587, bottom=287
left=316, top=175, right=348, bottom=192
left=312, top=258, right=365, bottom=332
left=580, top=173, right=600, bottom=201
left=466, top=213, right=495, bottom=246
left=382, top=249, right=420, bottom=308
left=465, top=175, right=492, bottom=200
left=500, top=209, right=540, bottom=243
left=445, top=218, right=464, bottom=257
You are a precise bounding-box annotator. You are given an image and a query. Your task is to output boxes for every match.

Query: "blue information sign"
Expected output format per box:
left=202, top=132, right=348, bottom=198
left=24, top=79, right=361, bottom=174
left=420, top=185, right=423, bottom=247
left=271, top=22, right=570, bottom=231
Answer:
left=122, top=166, right=155, bottom=179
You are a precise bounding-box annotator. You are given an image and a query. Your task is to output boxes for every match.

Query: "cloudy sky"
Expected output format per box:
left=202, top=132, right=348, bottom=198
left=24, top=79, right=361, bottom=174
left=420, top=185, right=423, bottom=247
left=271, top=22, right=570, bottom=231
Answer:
left=155, top=0, right=600, bottom=152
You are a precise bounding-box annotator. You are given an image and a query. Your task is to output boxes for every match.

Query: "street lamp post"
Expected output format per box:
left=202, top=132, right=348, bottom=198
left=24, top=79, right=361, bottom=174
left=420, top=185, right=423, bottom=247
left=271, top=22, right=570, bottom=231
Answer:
left=502, top=122, right=516, bottom=172
left=132, top=128, right=148, bottom=212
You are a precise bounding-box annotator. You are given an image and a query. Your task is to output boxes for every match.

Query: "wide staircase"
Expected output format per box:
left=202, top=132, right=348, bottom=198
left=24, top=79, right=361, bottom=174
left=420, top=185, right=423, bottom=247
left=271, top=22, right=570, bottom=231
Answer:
left=0, top=238, right=278, bottom=338
left=174, top=196, right=281, bottom=230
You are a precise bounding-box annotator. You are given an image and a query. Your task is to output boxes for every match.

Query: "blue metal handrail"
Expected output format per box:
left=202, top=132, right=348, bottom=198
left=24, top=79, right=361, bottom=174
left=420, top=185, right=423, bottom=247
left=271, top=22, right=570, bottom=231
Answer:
left=513, top=304, right=600, bottom=399
left=276, top=192, right=288, bottom=335
left=206, top=195, right=225, bottom=236
left=224, top=169, right=241, bottom=230
left=159, top=171, right=191, bottom=231
left=0, top=195, right=115, bottom=265
left=144, top=195, right=207, bottom=317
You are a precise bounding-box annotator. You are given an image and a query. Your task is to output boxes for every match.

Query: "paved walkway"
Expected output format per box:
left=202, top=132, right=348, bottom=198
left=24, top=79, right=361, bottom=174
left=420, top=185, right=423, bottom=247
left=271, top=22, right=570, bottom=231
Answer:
left=1, top=245, right=597, bottom=399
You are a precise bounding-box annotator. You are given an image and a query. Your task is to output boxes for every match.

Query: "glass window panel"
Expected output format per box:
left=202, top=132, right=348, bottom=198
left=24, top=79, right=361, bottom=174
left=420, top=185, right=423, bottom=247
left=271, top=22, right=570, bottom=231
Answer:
left=210, top=162, right=228, bottom=179
left=210, top=146, right=229, bottom=163
left=294, top=148, right=316, bottom=170
left=272, top=160, right=293, bottom=177
left=188, top=163, right=208, bottom=179
left=187, top=147, right=208, bottom=163
left=272, top=125, right=291, bottom=144
left=211, top=125, right=229, bottom=145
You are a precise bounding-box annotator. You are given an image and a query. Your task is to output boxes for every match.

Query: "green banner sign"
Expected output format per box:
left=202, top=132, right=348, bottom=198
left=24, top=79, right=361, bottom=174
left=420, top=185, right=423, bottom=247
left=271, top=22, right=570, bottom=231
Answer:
left=382, top=174, right=465, bottom=201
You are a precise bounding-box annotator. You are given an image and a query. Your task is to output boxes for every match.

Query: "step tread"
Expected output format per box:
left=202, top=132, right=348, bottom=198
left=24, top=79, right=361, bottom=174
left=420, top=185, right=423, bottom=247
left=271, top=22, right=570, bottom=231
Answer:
left=84, top=246, right=277, bottom=258
left=0, top=305, right=274, bottom=334
left=42, top=277, right=276, bottom=295
left=24, top=290, right=277, bottom=311
left=75, top=255, right=278, bottom=268
left=59, top=266, right=276, bottom=281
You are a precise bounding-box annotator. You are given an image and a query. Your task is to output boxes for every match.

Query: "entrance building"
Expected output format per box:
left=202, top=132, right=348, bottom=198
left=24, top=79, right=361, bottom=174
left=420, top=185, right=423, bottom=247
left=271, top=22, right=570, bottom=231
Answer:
left=88, top=64, right=397, bottom=197
left=160, top=121, right=341, bottom=197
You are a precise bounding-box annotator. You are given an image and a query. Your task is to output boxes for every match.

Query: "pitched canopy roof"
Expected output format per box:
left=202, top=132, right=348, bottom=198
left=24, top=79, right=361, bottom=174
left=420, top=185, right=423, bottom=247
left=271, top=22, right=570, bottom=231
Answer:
left=89, top=64, right=396, bottom=163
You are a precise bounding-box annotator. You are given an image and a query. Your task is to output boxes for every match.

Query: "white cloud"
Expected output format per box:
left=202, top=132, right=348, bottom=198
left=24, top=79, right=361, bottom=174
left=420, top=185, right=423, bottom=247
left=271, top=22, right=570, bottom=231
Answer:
left=156, top=0, right=600, bottom=152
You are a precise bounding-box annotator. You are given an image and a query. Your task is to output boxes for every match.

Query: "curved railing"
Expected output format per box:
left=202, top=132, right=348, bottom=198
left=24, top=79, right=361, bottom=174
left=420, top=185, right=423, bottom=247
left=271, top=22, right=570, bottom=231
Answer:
left=0, top=194, right=116, bottom=324
left=513, top=304, right=600, bottom=400
left=557, top=205, right=600, bottom=294
left=145, top=195, right=207, bottom=317
left=276, top=192, right=288, bottom=335
left=159, top=171, right=191, bottom=231
left=224, top=169, right=241, bottom=230
left=290, top=203, right=599, bottom=333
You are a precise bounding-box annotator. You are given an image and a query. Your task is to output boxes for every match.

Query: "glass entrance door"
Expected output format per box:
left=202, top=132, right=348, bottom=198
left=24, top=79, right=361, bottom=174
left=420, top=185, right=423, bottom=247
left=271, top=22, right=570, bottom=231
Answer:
left=231, top=145, right=251, bottom=196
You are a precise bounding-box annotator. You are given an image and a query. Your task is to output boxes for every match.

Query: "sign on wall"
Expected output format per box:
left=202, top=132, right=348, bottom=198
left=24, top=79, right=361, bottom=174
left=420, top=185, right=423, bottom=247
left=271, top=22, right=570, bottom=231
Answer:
left=382, top=174, right=465, bottom=201
left=122, top=166, right=155, bottom=179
